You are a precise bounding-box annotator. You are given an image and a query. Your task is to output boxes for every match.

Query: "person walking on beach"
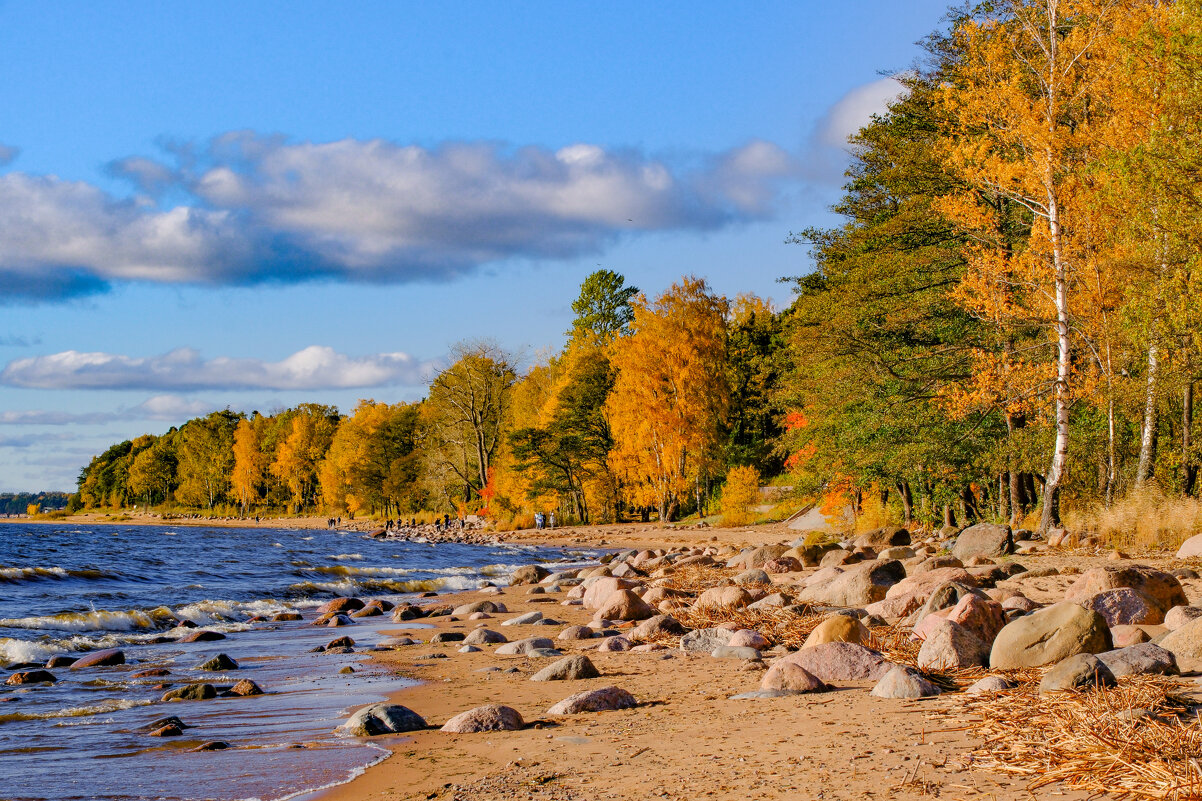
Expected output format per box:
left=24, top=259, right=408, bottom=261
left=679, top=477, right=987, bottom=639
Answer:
left=548, top=512, right=556, bottom=529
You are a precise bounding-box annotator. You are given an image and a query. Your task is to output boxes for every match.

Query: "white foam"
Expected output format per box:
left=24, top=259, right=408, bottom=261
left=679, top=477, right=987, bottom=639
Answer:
left=0, top=609, right=157, bottom=632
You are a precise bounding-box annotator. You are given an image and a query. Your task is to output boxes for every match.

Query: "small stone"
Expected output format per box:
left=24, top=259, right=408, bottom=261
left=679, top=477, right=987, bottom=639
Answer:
left=1039, top=653, right=1116, bottom=694
left=530, top=654, right=601, bottom=682
left=191, top=741, right=231, bottom=751
left=197, top=654, right=238, bottom=671
left=547, top=686, right=637, bottom=715
left=162, top=683, right=218, bottom=702
left=870, top=666, right=940, bottom=699
left=965, top=676, right=1013, bottom=695
left=229, top=679, right=263, bottom=696
left=501, top=611, right=544, bottom=626
left=760, top=662, right=828, bottom=694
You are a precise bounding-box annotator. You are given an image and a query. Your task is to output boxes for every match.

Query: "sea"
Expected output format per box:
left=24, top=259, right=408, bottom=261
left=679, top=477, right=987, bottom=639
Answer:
left=0, top=523, right=586, bottom=801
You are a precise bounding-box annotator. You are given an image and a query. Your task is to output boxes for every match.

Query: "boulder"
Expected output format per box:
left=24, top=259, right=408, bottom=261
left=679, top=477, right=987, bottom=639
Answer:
left=45, top=656, right=77, bottom=668
left=340, top=703, right=427, bottom=736
left=1175, top=532, right=1202, bottom=559
left=711, top=645, right=762, bottom=660
left=495, top=637, right=557, bottom=656
left=694, top=585, right=753, bottom=610
left=819, top=549, right=857, bottom=568
left=762, top=558, right=803, bottom=575
left=429, top=632, right=466, bottom=644
left=870, top=666, right=940, bottom=699
left=1074, top=588, right=1159, bottom=627
left=316, top=597, right=364, bottom=615
left=1164, top=605, right=1202, bottom=631
left=162, top=683, right=217, bottom=702
left=727, top=629, right=770, bottom=650
left=501, top=611, right=544, bottom=626
left=965, top=676, right=1013, bottom=695
left=680, top=627, right=734, bottom=653
left=774, top=642, right=894, bottom=682
left=70, top=649, right=126, bottom=668
left=989, top=602, right=1112, bottom=669
left=1156, top=616, right=1202, bottom=662
left=733, top=568, right=772, bottom=586
left=597, top=636, right=633, bottom=652
left=1096, top=643, right=1177, bottom=678
left=864, top=595, right=923, bottom=621
left=582, top=578, right=639, bottom=610
left=440, top=704, right=525, bottom=732
left=510, top=565, right=550, bottom=586
left=1064, top=565, right=1187, bottom=623
left=5, top=670, right=55, bottom=685
left=951, top=523, right=1014, bottom=561
left=802, top=615, right=868, bottom=649
left=908, top=581, right=986, bottom=627
left=630, top=615, right=686, bottom=640
left=463, top=628, right=507, bottom=646
left=945, top=594, right=1006, bottom=645
left=547, top=686, right=637, bottom=715
left=593, top=590, right=655, bottom=622
left=855, top=526, right=911, bottom=550
left=1110, top=625, right=1151, bottom=647
left=451, top=600, right=507, bottom=616
left=1039, top=654, right=1116, bottom=694
left=229, top=679, right=263, bottom=696
left=806, top=560, right=905, bottom=607
left=759, top=662, right=828, bottom=694
left=909, top=555, right=965, bottom=575
left=530, top=654, right=600, bottom=682
left=197, top=654, right=238, bottom=671
left=178, top=630, right=226, bottom=642
left=742, top=545, right=790, bottom=569
left=886, top=569, right=976, bottom=603
left=557, top=625, right=596, bottom=641
left=916, top=619, right=989, bottom=670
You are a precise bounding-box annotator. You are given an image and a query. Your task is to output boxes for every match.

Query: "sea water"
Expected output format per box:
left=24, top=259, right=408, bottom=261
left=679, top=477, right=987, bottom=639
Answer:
left=0, top=524, right=581, bottom=801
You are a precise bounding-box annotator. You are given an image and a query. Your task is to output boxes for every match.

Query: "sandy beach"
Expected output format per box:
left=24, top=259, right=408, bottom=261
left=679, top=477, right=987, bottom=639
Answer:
left=301, top=524, right=1198, bottom=801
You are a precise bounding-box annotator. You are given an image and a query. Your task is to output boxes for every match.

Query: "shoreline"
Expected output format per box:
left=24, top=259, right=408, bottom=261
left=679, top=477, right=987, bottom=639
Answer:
left=302, top=534, right=1173, bottom=801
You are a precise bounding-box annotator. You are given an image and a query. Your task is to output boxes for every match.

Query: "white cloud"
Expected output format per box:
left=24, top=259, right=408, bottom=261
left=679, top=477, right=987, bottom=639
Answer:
left=0, top=134, right=797, bottom=300
left=0, top=345, right=431, bottom=391
left=815, top=77, right=907, bottom=149
left=132, top=394, right=218, bottom=420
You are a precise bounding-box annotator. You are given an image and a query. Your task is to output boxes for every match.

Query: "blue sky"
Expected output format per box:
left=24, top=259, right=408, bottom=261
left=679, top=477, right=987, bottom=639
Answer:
left=0, top=1, right=952, bottom=491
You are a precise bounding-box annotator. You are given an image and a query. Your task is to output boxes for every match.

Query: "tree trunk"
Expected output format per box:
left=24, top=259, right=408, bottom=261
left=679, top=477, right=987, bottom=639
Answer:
left=1136, top=331, right=1160, bottom=487
left=999, top=473, right=1010, bottom=523
left=942, top=504, right=957, bottom=529
left=897, top=480, right=914, bottom=526
left=1186, top=381, right=1198, bottom=496
left=1039, top=196, right=1069, bottom=534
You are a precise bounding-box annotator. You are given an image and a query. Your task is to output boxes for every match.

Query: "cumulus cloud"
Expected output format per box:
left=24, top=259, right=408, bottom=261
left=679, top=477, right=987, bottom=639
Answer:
left=0, top=345, right=431, bottom=391
left=815, top=77, right=907, bottom=149
left=0, top=134, right=797, bottom=301
left=133, top=394, right=219, bottom=420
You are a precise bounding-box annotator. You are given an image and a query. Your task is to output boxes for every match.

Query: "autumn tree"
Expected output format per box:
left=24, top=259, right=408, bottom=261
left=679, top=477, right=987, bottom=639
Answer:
left=269, top=404, right=339, bottom=512
left=231, top=417, right=266, bottom=514
left=607, top=277, right=730, bottom=521
left=175, top=411, right=238, bottom=509
left=422, top=342, right=516, bottom=507
left=320, top=400, right=422, bottom=516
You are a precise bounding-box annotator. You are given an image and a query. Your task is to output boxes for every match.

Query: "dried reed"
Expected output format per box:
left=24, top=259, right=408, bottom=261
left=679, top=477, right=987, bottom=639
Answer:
left=952, top=675, right=1202, bottom=799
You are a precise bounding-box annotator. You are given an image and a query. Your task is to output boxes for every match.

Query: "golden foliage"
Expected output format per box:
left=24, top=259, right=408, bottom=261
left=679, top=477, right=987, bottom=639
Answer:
left=720, top=465, right=760, bottom=525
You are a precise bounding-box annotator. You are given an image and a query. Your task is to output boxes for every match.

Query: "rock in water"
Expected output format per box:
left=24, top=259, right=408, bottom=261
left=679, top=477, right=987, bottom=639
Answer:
left=229, top=679, right=264, bottom=696
left=547, top=686, right=637, bottom=715
left=316, top=597, right=365, bottom=615
left=989, top=602, right=1112, bottom=669
left=440, top=704, right=525, bottom=733
left=530, top=655, right=601, bottom=682
left=178, top=630, right=226, bottom=643
left=70, top=648, right=125, bottom=669
left=340, top=704, right=427, bottom=736
left=6, top=670, right=56, bottom=685
left=951, top=523, right=1014, bottom=561
left=1039, top=654, right=1116, bottom=694
left=870, top=666, right=940, bottom=699
left=162, top=683, right=217, bottom=702
left=197, top=654, right=238, bottom=671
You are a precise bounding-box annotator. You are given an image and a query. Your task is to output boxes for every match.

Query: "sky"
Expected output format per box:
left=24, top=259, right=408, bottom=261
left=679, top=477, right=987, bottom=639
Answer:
left=0, top=1, right=954, bottom=492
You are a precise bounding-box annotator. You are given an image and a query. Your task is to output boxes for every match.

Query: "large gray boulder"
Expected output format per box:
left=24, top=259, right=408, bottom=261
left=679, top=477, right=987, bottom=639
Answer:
left=1096, top=643, right=1178, bottom=677
left=854, top=526, right=910, bottom=550
left=806, top=559, right=905, bottom=607
left=1064, top=565, right=1186, bottom=624
left=341, top=704, right=427, bottom=736
left=989, top=602, right=1111, bottom=669
left=952, top=524, right=1013, bottom=561
left=530, top=654, right=600, bottom=682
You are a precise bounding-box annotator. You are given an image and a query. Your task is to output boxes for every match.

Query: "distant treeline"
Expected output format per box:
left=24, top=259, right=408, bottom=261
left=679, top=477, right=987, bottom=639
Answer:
left=1, top=492, right=70, bottom=515
left=74, top=2, right=1202, bottom=532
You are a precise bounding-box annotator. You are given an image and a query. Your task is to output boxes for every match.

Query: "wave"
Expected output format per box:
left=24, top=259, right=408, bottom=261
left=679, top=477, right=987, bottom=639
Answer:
left=288, top=573, right=493, bottom=597
left=0, top=566, right=115, bottom=584
left=0, top=608, right=166, bottom=633
left=0, top=698, right=152, bottom=725
left=302, top=562, right=519, bottom=579
left=328, top=553, right=363, bottom=561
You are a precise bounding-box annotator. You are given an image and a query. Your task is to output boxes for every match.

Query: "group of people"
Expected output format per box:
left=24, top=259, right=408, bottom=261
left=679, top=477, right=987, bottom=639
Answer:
left=533, top=511, right=556, bottom=530
left=383, top=515, right=463, bottom=532
left=325, top=516, right=342, bottom=529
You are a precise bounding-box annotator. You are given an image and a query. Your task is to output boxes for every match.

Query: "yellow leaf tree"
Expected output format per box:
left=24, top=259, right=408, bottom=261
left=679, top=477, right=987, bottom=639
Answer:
left=231, top=417, right=265, bottom=515
left=607, top=276, right=729, bottom=521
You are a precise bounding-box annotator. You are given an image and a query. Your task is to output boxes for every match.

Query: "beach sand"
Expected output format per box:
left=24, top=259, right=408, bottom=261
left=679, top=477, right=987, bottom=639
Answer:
left=306, top=525, right=1130, bottom=801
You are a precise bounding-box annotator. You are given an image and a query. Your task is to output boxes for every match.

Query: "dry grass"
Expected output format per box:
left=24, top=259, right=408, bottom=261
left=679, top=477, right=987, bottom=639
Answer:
left=659, top=564, right=745, bottom=594
left=953, top=675, right=1202, bottom=799
left=669, top=605, right=829, bottom=648
left=1070, top=487, right=1202, bottom=553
